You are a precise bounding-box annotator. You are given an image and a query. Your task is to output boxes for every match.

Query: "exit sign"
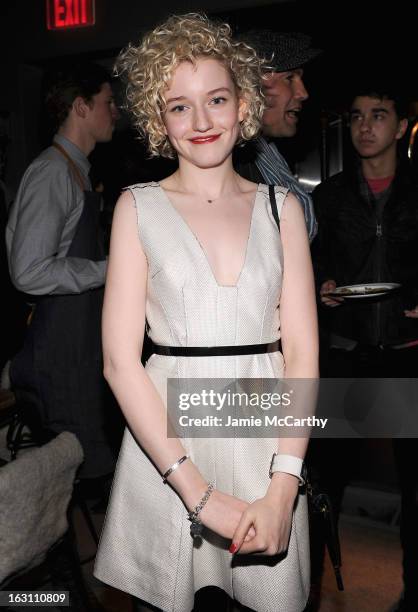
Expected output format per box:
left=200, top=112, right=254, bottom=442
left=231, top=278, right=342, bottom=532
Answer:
left=46, top=0, right=95, bottom=30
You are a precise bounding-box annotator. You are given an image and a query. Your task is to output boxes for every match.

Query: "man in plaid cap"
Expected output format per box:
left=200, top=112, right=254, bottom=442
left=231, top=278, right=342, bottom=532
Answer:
left=236, top=31, right=321, bottom=242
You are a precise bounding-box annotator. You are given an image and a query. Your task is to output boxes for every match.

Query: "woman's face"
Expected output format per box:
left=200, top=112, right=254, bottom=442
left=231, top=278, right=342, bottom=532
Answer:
left=162, top=57, right=246, bottom=169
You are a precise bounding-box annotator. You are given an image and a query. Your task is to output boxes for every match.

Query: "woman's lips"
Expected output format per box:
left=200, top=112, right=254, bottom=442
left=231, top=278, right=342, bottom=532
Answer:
left=190, top=134, right=221, bottom=144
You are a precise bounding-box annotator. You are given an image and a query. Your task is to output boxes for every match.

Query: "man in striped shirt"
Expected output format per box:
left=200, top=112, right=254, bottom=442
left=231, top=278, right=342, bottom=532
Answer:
left=236, top=31, right=321, bottom=242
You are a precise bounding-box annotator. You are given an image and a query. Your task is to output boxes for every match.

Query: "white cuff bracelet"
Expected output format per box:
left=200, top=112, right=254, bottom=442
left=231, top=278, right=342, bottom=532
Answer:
left=269, top=453, right=306, bottom=486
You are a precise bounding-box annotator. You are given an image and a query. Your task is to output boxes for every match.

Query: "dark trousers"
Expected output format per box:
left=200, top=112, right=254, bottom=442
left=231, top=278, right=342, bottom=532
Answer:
left=308, top=343, right=418, bottom=604
left=393, top=438, right=418, bottom=604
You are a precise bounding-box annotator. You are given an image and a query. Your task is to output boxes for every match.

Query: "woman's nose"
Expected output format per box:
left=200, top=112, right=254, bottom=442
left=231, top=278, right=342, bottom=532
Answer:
left=193, top=107, right=212, bottom=132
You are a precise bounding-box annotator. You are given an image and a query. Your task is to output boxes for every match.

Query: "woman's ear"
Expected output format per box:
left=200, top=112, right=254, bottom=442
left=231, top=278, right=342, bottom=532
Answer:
left=238, top=96, right=248, bottom=123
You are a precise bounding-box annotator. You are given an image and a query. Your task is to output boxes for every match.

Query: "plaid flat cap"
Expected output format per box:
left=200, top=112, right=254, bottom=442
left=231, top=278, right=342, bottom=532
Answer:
left=242, top=30, right=322, bottom=72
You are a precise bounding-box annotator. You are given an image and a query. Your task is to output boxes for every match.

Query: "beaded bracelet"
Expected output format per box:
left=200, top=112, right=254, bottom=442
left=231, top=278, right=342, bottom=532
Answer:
left=187, top=482, right=215, bottom=538
left=162, top=454, right=189, bottom=484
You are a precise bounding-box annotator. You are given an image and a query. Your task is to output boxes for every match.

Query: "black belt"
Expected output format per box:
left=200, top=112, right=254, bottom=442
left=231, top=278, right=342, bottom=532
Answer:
left=151, top=340, right=281, bottom=357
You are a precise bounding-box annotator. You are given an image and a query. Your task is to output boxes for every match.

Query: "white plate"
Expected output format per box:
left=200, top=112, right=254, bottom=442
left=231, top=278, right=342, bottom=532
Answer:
left=326, top=283, right=401, bottom=299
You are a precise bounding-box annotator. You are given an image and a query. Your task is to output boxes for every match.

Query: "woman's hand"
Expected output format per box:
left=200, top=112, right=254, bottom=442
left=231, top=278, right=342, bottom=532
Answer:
left=198, top=490, right=256, bottom=541
left=230, top=473, right=299, bottom=555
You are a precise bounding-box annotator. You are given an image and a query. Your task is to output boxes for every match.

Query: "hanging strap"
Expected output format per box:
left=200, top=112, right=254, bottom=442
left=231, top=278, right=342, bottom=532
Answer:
left=52, top=142, right=88, bottom=191
left=268, top=184, right=280, bottom=232
left=268, top=184, right=283, bottom=354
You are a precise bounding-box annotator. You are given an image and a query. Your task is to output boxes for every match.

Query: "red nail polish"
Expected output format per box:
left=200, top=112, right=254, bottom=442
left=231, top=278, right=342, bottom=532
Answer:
left=229, top=543, right=238, bottom=554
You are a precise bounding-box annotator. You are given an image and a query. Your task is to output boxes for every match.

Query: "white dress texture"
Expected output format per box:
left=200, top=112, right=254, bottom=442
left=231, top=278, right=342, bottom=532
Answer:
left=94, top=182, right=310, bottom=612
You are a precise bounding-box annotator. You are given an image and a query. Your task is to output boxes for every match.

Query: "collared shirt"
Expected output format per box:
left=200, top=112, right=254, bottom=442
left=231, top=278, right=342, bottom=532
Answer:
left=253, top=136, right=318, bottom=242
left=6, top=134, right=106, bottom=295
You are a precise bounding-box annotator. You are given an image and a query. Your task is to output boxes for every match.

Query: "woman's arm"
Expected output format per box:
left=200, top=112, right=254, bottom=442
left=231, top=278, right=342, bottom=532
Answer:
left=103, top=191, right=210, bottom=505
left=232, top=192, right=319, bottom=555
left=103, top=190, right=253, bottom=537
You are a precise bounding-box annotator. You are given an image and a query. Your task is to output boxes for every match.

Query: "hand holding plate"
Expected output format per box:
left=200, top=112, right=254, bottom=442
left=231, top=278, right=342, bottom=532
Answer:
left=320, top=280, right=344, bottom=307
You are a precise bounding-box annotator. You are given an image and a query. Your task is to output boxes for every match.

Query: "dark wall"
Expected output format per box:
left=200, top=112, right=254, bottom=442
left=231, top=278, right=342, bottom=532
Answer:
left=1, top=0, right=417, bottom=189
left=0, top=1, right=294, bottom=189
left=1, top=0, right=290, bottom=63
left=5, top=1, right=416, bottom=97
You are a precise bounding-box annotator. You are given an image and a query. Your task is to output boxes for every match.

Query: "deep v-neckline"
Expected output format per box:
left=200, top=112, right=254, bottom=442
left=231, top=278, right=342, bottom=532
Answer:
left=157, top=182, right=260, bottom=288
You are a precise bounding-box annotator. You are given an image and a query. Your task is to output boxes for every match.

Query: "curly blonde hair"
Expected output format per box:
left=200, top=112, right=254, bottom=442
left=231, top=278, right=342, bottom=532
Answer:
left=115, top=13, right=265, bottom=158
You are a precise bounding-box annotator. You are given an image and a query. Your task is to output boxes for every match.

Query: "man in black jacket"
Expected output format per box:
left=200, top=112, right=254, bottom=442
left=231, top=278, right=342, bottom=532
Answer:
left=313, top=83, right=418, bottom=612
left=316, top=90, right=418, bottom=348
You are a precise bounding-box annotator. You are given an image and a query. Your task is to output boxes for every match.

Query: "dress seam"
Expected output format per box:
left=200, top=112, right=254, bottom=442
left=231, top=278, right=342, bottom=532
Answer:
left=259, top=291, right=270, bottom=344
left=172, top=507, right=187, bottom=612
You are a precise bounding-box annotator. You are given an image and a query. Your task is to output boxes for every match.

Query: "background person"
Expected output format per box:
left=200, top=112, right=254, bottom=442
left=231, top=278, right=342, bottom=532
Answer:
left=235, top=30, right=321, bottom=242
left=6, top=62, right=122, bottom=481
left=312, top=79, right=418, bottom=612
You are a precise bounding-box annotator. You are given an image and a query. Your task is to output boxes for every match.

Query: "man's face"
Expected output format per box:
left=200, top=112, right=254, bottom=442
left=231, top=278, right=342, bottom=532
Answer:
left=350, top=96, right=407, bottom=160
left=261, top=69, right=308, bottom=138
left=86, top=82, right=118, bottom=144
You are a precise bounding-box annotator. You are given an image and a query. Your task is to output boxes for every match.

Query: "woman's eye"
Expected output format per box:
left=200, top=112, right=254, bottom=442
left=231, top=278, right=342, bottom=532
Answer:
left=211, top=97, right=227, bottom=105
left=170, top=105, right=187, bottom=113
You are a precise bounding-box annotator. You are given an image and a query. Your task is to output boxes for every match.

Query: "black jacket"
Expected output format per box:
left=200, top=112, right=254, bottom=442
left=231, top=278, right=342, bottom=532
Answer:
left=312, top=160, right=418, bottom=345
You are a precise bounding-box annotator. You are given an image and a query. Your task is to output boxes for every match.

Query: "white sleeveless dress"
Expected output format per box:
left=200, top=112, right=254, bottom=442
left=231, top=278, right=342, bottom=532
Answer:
left=94, top=182, right=310, bottom=612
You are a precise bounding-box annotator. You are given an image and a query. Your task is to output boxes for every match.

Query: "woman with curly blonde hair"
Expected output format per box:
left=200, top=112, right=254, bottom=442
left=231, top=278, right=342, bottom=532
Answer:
left=94, top=12, right=317, bottom=612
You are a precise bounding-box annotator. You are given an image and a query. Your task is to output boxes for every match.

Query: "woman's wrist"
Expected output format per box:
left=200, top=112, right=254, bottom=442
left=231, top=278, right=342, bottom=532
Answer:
left=187, top=482, right=215, bottom=538
left=165, top=459, right=209, bottom=510
left=266, top=472, right=299, bottom=505
left=162, top=454, right=190, bottom=483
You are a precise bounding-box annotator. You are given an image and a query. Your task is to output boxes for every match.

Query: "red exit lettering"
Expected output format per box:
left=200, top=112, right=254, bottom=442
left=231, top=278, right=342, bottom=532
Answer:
left=46, top=0, right=95, bottom=30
